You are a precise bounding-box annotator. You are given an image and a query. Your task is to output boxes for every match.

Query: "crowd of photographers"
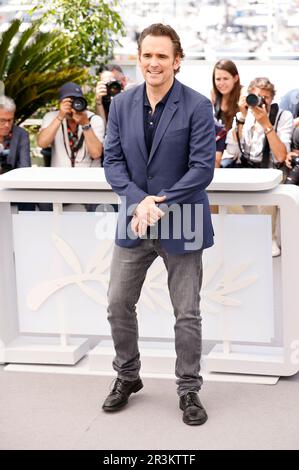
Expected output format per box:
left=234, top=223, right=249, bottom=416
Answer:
left=210, top=60, right=299, bottom=256
left=0, top=64, right=129, bottom=176
left=1, top=60, right=299, bottom=251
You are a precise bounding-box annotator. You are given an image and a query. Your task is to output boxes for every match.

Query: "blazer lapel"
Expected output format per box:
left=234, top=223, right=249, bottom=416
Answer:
left=8, top=125, right=18, bottom=168
left=147, top=79, right=181, bottom=166
left=132, top=85, right=148, bottom=162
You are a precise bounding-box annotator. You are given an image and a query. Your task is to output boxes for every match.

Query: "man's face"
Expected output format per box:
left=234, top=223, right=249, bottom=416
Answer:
left=101, top=71, right=116, bottom=84
left=0, top=109, right=14, bottom=138
left=138, top=35, right=180, bottom=90
left=250, top=87, right=273, bottom=113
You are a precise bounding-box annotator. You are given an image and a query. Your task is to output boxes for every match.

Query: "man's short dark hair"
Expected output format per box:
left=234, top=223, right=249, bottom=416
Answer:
left=138, top=23, right=184, bottom=74
left=103, top=64, right=125, bottom=77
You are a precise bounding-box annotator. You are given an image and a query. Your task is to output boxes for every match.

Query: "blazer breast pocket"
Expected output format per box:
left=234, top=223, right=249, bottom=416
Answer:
left=164, top=127, right=189, bottom=139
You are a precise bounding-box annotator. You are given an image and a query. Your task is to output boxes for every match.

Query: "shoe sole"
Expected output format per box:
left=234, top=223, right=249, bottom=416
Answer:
left=182, top=414, right=208, bottom=426
left=102, top=380, right=143, bottom=412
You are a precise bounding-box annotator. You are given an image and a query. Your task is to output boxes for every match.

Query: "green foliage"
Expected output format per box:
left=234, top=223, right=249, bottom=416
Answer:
left=0, top=19, right=87, bottom=123
left=1, top=1, right=125, bottom=123
left=34, top=0, right=126, bottom=68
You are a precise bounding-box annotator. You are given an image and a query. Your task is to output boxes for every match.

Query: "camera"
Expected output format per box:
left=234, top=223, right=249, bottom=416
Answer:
left=246, top=94, right=266, bottom=108
left=285, top=156, right=299, bottom=186
left=71, top=96, right=87, bottom=112
left=0, top=147, right=12, bottom=175
left=102, top=79, right=122, bottom=114
left=106, top=79, right=122, bottom=97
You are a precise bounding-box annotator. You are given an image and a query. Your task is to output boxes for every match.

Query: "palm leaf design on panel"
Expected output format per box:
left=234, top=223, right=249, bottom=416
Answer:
left=27, top=235, right=113, bottom=310
left=27, top=235, right=257, bottom=316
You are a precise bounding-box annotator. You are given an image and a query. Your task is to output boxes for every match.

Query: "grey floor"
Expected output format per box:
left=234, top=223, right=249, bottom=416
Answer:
left=1, top=366, right=299, bottom=450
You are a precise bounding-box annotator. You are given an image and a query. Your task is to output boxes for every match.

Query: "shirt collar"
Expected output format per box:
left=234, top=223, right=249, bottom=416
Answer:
left=143, top=81, right=174, bottom=108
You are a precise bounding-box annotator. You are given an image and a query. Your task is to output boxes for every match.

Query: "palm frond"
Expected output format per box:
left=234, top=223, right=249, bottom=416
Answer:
left=6, top=21, right=42, bottom=74
left=1, top=18, right=88, bottom=122
left=10, top=69, right=87, bottom=123
left=0, top=19, right=21, bottom=77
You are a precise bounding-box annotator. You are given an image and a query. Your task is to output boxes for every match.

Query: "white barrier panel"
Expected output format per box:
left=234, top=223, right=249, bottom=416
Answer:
left=0, top=168, right=299, bottom=378
left=12, top=212, right=273, bottom=343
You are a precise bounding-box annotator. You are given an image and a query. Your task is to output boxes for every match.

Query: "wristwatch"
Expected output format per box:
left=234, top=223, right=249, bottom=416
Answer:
left=264, top=126, right=273, bottom=135
left=82, top=123, right=92, bottom=131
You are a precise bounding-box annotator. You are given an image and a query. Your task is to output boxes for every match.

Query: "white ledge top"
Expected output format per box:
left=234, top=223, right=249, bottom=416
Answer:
left=0, top=167, right=109, bottom=190
left=208, top=168, right=282, bottom=191
left=0, top=167, right=282, bottom=192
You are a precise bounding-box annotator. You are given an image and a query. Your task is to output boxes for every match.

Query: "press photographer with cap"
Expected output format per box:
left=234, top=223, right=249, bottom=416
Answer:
left=38, top=82, right=104, bottom=167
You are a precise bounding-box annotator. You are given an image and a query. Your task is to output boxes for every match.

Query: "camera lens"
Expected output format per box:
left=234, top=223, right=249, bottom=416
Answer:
left=246, top=94, right=260, bottom=107
left=71, top=97, right=87, bottom=112
left=290, top=156, right=299, bottom=169
left=246, top=94, right=265, bottom=108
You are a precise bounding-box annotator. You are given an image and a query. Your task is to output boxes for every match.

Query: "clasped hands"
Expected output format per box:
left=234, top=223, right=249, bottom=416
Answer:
left=131, top=195, right=166, bottom=237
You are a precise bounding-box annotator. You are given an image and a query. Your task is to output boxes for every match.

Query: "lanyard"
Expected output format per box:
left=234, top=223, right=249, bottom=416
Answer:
left=61, top=120, right=85, bottom=167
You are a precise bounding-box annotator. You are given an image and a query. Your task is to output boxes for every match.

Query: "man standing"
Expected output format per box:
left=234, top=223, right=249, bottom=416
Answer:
left=103, top=24, right=215, bottom=426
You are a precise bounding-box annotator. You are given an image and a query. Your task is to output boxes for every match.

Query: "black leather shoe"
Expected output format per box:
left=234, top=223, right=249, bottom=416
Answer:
left=102, top=378, right=143, bottom=412
left=179, top=392, right=208, bottom=426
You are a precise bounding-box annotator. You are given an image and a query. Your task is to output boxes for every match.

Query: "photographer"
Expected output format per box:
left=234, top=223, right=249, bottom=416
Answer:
left=225, top=77, right=293, bottom=169
left=95, top=64, right=127, bottom=127
left=0, top=96, right=30, bottom=174
left=280, top=88, right=299, bottom=128
left=38, top=82, right=104, bottom=167
left=281, top=89, right=299, bottom=179
left=285, top=133, right=299, bottom=185
left=223, top=77, right=293, bottom=257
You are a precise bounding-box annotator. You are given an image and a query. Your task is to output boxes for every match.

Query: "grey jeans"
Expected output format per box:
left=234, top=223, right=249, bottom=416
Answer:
left=107, top=239, right=203, bottom=396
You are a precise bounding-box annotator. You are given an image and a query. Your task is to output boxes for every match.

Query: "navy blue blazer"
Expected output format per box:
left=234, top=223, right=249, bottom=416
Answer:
left=6, top=125, right=31, bottom=169
left=104, top=79, right=216, bottom=254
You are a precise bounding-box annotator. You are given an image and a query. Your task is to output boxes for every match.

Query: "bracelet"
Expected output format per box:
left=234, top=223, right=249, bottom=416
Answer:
left=96, top=102, right=103, bottom=107
left=264, top=126, right=274, bottom=135
left=56, top=116, right=64, bottom=122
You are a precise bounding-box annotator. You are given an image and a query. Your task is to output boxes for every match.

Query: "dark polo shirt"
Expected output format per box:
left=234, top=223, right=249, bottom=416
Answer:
left=143, top=82, right=174, bottom=157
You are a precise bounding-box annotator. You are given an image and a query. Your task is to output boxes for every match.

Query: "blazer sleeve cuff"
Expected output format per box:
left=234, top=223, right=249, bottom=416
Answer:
left=125, top=186, right=149, bottom=216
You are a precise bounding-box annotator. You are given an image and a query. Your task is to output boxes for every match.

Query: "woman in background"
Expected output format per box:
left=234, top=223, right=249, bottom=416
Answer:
left=211, top=59, right=244, bottom=132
